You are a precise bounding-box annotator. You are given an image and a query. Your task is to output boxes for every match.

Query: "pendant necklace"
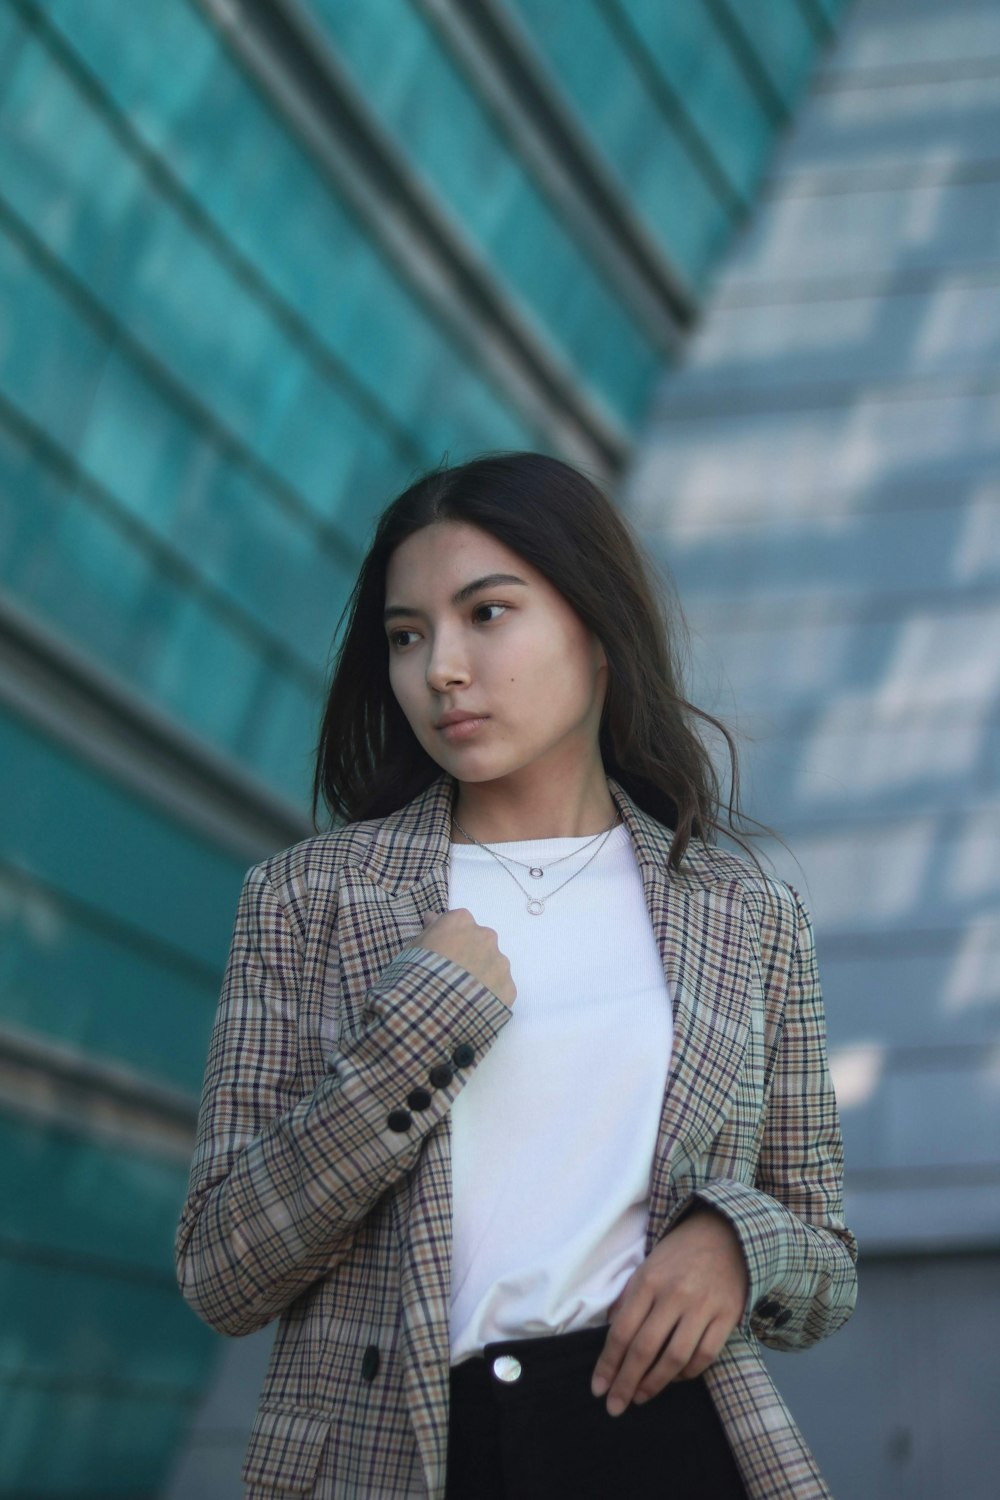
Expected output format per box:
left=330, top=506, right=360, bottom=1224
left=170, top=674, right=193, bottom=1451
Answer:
left=451, top=809, right=621, bottom=916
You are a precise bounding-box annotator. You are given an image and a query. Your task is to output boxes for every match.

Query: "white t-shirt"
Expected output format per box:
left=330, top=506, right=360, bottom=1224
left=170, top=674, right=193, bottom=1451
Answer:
left=447, top=823, right=674, bottom=1365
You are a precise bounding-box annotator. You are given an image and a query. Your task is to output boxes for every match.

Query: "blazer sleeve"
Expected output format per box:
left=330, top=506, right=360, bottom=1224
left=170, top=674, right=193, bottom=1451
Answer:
left=174, top=863, right=512, bottom=1337
left=690, top=884, right=858, bottom=1351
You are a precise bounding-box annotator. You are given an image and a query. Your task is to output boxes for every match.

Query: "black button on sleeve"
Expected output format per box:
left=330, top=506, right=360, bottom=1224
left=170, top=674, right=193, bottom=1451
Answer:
left=386, top=1108, right=413, bottom=1133
left=755, top=1298, right=782, bottom=1319
left=429, top=1063, right=454, bottom=1089
left=452, top=1043, right=476, bottom=1068
left=407, top=1087, right=433, bottom=1111
left=360, top=1344, right=380, bottom=1382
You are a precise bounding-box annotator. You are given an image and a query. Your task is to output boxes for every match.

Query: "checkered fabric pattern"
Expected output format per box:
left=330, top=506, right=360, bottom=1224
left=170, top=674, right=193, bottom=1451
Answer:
left=175, top=772, right=857, bottom=1499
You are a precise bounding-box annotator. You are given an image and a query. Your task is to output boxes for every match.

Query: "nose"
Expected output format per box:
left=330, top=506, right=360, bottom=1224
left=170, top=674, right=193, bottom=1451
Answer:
left=425, top=630, right=470, bottom=692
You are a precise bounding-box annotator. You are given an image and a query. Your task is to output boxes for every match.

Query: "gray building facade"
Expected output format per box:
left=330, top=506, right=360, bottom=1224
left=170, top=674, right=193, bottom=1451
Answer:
left=628, top=0, right=1000, bottom=1494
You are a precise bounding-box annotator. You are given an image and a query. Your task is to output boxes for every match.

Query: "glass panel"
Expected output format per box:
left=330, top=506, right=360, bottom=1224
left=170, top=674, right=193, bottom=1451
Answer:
left=0, top=705, right=242, bottom=969
left=79, top=354, right=354, bottom=666
left=722, top=0, right=818, bottom=108
left=247, top=667, right=325, bottom=807
left=815, top=0, right=849, bottom=22
left=616, top=0, right=775, bottom=205
left=31, top=0, right=538, bottom=457
left=0, top=225, right=106, bottom=456
left=0, top=865, right=217, bottom=1091
left=0, top=1115, right=213, bottom=1491
left=0, top=1118, right=191, bottom=1276
left=304, top=0, right=661, bottom=422
left=508, top=0, right=734, bottom=290
left=0, top=1376, right=193, bottom=1494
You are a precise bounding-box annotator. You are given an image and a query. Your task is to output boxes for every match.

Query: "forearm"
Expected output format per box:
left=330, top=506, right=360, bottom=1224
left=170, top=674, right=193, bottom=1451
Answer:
left=684, top=883, right=858, bottom=1352
left=175, top=945, right=511, bottom=1336
left=687, top=1177, right=857, bottom=1349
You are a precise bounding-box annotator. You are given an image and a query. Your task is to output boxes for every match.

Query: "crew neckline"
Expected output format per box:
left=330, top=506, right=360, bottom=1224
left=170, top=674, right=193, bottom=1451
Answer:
left=450, top=824, right=629, bottom=852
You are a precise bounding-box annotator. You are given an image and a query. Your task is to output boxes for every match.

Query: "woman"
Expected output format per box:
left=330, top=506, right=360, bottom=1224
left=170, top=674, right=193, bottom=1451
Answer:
left=175, top=452, right=857, bottom=1500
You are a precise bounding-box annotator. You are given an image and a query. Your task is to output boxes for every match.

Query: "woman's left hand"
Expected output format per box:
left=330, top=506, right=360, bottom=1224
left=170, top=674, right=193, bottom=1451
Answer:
left=590, top=1205, right=748, bottom=1417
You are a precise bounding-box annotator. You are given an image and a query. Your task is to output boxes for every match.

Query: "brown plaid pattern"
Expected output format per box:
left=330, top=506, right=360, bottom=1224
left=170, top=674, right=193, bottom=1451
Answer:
left=176, top=772, right=857, bottom=1498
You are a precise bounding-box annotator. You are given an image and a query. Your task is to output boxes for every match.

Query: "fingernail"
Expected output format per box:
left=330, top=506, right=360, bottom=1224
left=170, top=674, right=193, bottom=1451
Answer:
left=591, top=1376, right=608, bottom=1398
left=633, top=1392, right=649, bottom=1405
left=606, top=1396, right=626, bottom=1417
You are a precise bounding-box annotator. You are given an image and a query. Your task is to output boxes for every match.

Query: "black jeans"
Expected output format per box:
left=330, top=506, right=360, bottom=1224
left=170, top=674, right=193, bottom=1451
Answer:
left=445, top=1323, right=749, bottom=1500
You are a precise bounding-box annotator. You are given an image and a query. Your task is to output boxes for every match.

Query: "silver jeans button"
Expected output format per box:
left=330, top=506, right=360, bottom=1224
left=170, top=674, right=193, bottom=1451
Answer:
left=491, top=1355, right=522, bottom=1383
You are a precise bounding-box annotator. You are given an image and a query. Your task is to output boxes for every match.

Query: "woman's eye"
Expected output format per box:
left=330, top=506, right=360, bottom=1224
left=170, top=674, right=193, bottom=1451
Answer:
left=389, top=629, right=418, bottom=649
left=473, top=602, right=507, bottom=623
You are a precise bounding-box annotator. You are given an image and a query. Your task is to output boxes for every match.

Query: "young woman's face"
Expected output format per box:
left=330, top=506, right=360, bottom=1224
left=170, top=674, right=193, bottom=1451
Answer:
left=384, top=521, right=608, bottom=786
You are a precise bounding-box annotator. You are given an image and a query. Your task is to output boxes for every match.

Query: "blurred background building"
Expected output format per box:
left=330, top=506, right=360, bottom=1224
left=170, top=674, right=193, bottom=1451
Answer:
left=0, top=0, right=996, bottom=1496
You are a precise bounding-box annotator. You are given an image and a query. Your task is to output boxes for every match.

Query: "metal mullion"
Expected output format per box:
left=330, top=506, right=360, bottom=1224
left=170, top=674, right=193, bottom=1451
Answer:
left=0, top=1234, right=181, bottom=1290
left=0, top=1019, right=200, bottom=1165
left=0, top=858, right=223, bottom=990
left=597, top=0, right=749, bottom=217
left=0, top=1364, right=200, bottom=1401
left=701, top=0, right=792, bottom=125
left=791, top=0, right=838, bottom=46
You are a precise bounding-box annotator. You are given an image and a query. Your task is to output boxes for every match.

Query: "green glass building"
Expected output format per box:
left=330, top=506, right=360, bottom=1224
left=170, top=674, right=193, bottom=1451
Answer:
left=0, top=1, right=844, bottom=1492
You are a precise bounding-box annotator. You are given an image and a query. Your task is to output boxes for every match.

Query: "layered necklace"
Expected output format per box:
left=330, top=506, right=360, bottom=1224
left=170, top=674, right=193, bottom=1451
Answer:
left=451, top=808, right=622, bottom=916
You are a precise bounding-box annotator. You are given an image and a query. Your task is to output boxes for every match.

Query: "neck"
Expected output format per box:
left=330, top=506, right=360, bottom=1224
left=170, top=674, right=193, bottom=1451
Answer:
left=451, top=762, right=617, bottom=843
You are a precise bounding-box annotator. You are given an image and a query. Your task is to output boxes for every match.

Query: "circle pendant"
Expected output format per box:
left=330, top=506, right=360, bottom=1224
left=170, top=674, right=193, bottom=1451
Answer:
left=529, top=867, right=544, bottom=879
left=527, top=899, right=545, bottom=916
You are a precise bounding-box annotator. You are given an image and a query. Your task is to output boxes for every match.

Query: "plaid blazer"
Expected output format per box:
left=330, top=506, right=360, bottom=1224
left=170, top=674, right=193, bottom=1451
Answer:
left=176, top=772, right=857, bottom=1499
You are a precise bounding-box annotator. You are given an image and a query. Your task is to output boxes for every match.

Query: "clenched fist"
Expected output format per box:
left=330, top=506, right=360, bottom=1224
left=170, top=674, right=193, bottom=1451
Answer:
left=414, top=908, right=516, bottom=1010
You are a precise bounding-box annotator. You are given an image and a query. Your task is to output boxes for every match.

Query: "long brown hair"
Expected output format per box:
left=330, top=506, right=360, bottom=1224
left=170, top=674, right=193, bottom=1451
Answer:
left=313, top=451, right=766, bottom=870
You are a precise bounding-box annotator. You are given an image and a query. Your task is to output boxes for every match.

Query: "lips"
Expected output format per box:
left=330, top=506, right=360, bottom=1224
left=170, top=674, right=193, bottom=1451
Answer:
left=436, top=711, right=488, bottom=728
left=436, top=713, right=490, bottom=741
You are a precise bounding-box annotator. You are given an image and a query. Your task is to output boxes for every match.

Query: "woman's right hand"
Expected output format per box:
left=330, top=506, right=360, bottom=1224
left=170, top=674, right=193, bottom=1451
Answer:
left=413, top=909, right=516, bottom=1010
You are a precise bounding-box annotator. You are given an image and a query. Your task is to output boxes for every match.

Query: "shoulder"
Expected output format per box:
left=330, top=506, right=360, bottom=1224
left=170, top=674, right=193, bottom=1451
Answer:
left=238, top=817, right=388, bottom=931
left=679, top=839, right=805, bottom=936
left=678, top=845, right=819, bottom=1005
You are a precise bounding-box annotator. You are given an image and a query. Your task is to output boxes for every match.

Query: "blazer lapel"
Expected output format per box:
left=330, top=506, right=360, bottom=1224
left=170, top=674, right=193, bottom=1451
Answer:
left=607, top=782, right=753, bottom=1246
left=333, top=870, right=451, bottom=1044
left=333, top=779, right=456, bottom=1043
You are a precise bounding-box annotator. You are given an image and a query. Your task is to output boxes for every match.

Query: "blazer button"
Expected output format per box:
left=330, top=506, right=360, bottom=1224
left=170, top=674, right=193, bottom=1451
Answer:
left=360, top=1344, right=380, bottom=1382
left=407, top=1087, right=433, bottom=1111
left=386, top=1108, right=413, bottom=1133
left=452, top=1043, right=476, bottom=1068
left=429, top=1063, right=454, bottom=1089
left=755, top=1298, right=782, bottom=1319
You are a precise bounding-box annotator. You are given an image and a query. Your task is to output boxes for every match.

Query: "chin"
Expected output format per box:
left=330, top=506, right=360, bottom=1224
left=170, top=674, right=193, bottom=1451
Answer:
left=440, top=756, right=499, bottom=782
left=429, top=745, right=507, bottom=782
left=459, top=754, right=543, bottom=786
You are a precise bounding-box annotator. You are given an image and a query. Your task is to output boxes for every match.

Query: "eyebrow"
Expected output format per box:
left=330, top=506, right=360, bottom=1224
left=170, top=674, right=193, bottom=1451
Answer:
left=383, top=573, right=528, bottom=624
